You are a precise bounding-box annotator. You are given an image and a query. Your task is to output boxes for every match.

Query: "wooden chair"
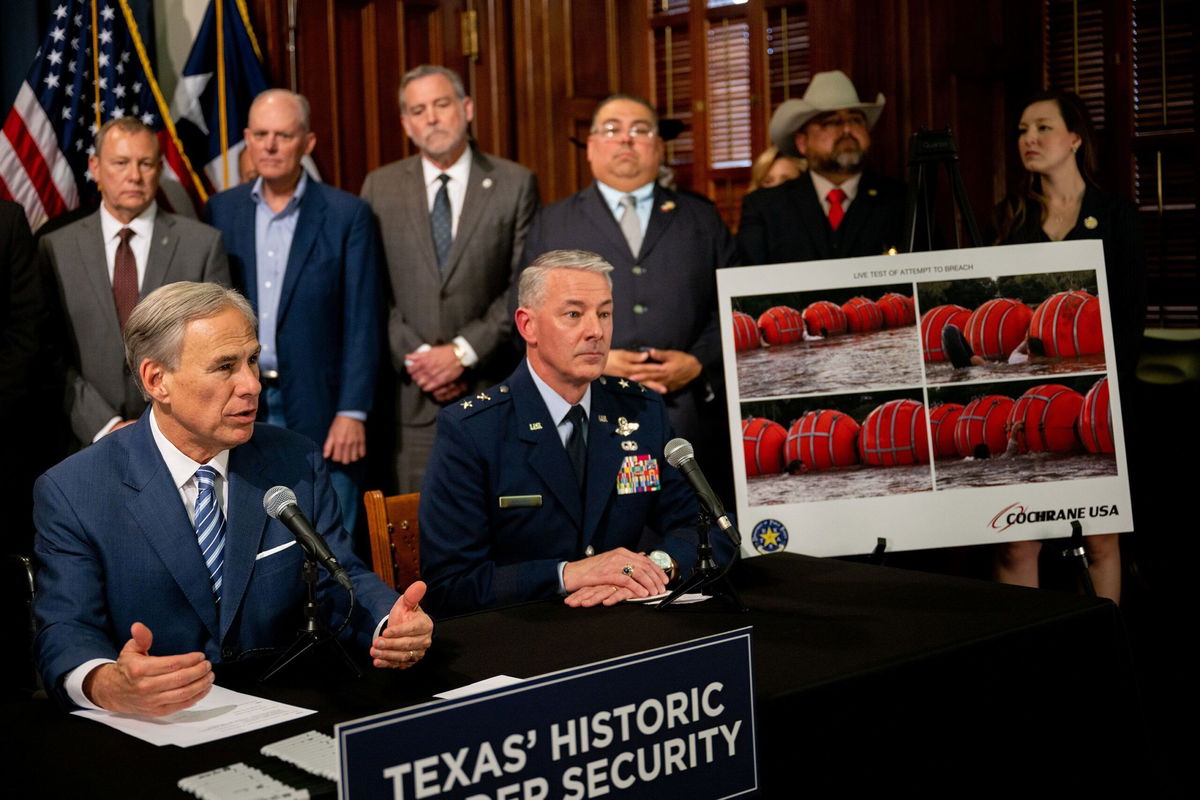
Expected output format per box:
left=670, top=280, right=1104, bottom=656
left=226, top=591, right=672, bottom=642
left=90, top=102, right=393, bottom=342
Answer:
left=363, top=490, right=421, bottom=591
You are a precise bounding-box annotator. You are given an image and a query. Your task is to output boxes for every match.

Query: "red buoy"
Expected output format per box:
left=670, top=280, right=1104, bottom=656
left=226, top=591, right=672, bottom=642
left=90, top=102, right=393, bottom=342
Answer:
left=731, top=310, right=761, bottom=351
left=965, top=298, right=1032, bottom=360
left=742, top=417, right=787, bottom=476
left=1079, top=377, right=1115, bottom=454
left=842, top=296, right=883, bottom=332
left=1028, top=290, right=1104, bottom=357
left=877, top=292, right=916, bottom=327
left=757, top=305, right=805, bottom=345
left=802, top=300, right=848, bottom=337
left=953, top=395, right=1015, bottom=457
left=928, top=403, right=965, bottom=459
left=859, top=399, right=930, bottom=465
left=920, top=304, right=972, bottom=362
left=1008, top=384, right=1084, bottom=453
left=785, top=410, right=860, bottom=469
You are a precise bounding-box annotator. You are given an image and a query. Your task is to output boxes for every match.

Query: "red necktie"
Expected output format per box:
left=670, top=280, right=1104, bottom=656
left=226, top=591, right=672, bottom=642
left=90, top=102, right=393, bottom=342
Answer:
left=827, top=188, right=847, bottom=231
left=112, top=227, right=138, bottom=330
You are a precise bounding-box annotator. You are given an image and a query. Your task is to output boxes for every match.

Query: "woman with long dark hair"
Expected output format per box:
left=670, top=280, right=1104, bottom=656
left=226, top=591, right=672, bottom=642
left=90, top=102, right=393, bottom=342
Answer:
left=993, top=89, right=1144, bottom=603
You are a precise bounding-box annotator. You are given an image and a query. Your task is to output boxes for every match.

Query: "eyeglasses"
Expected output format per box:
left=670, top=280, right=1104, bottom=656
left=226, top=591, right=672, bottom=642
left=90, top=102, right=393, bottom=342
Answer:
left=591, top=123, right=658, bottom=140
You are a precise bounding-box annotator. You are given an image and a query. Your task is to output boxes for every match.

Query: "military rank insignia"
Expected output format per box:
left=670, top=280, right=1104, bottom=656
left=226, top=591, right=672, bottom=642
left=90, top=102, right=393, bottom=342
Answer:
left=616, top=454, right=661, bottom=494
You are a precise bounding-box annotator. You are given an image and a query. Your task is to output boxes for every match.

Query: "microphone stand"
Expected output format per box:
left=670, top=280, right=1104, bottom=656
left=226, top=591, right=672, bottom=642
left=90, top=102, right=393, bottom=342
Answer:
left=656, top=508, right=748, bottom=612
left=261, top=555, right=362, bottom=682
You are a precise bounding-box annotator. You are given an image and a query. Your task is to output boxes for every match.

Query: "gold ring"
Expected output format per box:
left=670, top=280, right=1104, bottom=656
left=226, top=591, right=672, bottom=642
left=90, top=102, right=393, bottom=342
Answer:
left=622, top=564, right=635, bottom=576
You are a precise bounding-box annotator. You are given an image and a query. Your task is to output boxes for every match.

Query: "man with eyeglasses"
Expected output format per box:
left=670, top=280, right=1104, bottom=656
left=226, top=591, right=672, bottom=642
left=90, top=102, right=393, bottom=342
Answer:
left=522, top=94, right=736, bottom=464
left=738, top=70, right=905, bottom=264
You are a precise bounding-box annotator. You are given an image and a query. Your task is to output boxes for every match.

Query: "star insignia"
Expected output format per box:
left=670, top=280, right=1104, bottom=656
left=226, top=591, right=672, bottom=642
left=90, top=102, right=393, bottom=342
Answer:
left=618, top=379, right=630, bottom=388
left=460, top=400, right=473, bottom=409
left=759, top=529, right=781, bottom=547
left=476, top=392, right=491, bottom=401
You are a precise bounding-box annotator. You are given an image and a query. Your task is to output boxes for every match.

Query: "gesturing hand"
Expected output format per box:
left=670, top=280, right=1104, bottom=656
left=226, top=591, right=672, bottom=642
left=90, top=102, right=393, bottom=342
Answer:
left=371, top=581, right=435, bottom=669
left=85, top=622, right=213, bottom=716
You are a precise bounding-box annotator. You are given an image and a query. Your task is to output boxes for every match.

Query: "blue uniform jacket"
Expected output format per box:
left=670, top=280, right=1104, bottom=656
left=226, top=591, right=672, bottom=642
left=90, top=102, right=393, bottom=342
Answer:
left=419, top=361, right=721, bottom=617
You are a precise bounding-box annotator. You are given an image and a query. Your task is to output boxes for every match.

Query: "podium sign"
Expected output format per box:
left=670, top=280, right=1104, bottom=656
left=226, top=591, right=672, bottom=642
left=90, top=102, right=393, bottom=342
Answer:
left=337, top=628, right=757, bottom=800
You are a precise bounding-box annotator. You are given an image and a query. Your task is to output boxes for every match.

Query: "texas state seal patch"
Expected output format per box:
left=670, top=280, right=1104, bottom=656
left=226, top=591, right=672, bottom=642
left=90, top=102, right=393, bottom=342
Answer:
left=751, top=519, right=789, bottom=554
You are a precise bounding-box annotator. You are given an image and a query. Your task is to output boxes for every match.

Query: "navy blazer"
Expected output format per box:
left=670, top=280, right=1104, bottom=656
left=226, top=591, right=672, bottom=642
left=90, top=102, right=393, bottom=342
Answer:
left=419, top=361, right=726, bottom=618
left=738, top=171, right=906, bottom=265
left=33, top=415, right=398, bottom=706
left=205, top=180, right=382, bottom=446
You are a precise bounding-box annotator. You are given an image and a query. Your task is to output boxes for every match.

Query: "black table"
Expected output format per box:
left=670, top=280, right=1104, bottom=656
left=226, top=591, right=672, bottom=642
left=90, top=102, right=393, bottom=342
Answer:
left=3, top=554, right=1146, bottom=797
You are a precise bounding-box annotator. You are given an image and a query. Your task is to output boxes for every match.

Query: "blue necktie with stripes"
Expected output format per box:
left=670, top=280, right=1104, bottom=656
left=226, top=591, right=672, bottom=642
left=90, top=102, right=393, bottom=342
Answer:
left=193, top=466, right=226, bottom=602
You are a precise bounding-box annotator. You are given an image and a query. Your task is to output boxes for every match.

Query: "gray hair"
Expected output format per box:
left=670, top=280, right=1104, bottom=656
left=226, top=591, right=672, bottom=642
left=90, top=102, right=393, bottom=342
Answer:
left=94, top=117, right=160, bottom=160
left=249, top=88, right=312, bottom=132
left=398, top=65, right=467, bottom=113
left=518, top=250, right=614, bottom=309
left=124, top=282, right=256, bottom=399
left=591, top=93, right=659, bottom=132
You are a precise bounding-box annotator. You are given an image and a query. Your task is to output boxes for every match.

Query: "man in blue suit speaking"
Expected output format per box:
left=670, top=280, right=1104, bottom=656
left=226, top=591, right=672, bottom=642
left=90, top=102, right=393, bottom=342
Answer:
left=33, top=283, right=431, bottom=715
left=205, top=89, right=381, bottom=534
left=420, top=250, right=722, bottom=617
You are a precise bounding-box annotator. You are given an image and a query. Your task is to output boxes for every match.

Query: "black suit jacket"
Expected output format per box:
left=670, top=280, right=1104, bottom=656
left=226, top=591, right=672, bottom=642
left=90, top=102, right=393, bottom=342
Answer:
left=521, top=183, right=736, bottom=442
left=738, top=171, right=906, bottom=265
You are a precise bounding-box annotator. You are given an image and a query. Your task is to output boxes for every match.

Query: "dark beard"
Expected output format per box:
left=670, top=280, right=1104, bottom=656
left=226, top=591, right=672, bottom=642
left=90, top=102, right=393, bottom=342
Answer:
left=811, top=139, right=866, bottom=176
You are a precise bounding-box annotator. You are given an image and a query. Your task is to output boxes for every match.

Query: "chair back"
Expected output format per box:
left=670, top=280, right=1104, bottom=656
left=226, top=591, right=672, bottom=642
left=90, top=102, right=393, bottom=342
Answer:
left=363, top=490, right=421, bottom=591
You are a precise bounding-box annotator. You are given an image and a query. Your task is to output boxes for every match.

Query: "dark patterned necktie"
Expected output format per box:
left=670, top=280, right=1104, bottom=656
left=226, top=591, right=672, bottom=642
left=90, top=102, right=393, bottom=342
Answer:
left=112, top=227, right=138, bottom=329
left=564, top=405, right=587, bottom=488
left=431, top=174, right=452, bottom=271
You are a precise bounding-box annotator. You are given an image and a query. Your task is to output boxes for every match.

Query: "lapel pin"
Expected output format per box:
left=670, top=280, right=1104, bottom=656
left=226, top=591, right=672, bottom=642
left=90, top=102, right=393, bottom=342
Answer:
left=482, top=178, right=493, bottom=189
left=868, top=188, right=878, bottom=197
left=597, top=414, right=608, bottom=423
left=660, top=201, right=675, bottom=212
left=621, top=440, right=638, bottom=451
left=1084, top=216, right=1098, bottom=229
left=615, top=417, right=639, bottom=436
left=529, top=422, right=543, bottom=431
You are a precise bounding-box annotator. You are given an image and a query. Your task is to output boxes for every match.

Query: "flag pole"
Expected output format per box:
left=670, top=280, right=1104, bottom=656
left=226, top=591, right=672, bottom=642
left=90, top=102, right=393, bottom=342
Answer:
left=217, top=0, right=230, bottom=188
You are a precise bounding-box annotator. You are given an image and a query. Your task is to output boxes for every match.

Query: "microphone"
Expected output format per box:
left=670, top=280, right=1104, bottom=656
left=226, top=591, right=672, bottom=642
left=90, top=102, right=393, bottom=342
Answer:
left=664, top=438, right=741, bottom=546
left=263, top=486, right=353, bottom=591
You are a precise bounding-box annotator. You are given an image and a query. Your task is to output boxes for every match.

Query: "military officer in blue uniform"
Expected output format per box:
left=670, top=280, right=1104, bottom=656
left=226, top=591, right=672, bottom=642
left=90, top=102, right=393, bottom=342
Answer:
left=419, top=250, right=720, bottom=617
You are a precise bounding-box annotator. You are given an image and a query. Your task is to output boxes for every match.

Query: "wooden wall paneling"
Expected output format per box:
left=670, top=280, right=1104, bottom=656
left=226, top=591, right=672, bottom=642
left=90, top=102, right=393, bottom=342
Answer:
left=370, top=0, right=407, bottom=170
left=472, top=0, right=516, bottom=158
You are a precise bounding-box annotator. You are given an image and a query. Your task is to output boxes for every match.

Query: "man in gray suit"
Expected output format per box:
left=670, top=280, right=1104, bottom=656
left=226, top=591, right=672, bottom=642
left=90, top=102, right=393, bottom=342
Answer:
left=361, top=65, right=538, bottom=491
left=39, top=118, right=229, bottom=446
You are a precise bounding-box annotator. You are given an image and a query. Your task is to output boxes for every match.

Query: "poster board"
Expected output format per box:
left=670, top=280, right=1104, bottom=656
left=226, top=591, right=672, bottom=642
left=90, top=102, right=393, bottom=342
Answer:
left=717, top=240, right=1132, bottom=557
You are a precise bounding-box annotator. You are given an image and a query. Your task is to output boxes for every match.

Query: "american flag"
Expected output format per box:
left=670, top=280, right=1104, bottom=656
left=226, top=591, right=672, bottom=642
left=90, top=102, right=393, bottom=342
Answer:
left=0, top=0, right=206, bottom=229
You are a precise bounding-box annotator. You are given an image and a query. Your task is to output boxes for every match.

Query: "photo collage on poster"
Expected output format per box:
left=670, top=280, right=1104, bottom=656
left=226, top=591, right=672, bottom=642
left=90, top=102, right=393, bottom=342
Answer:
left=718, top=241, right=1132, bottom=558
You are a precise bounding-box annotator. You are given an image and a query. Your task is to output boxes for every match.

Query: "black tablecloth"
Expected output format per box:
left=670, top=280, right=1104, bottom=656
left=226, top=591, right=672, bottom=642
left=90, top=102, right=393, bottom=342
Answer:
left=2, top=553, right=1146, bottom=798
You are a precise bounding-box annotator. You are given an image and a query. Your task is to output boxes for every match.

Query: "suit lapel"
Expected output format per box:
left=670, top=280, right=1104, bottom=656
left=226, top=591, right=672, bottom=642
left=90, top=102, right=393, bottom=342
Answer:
left=442, top=150, right=490, bottom=282
left=581, top=184, right=636, bottom=259
left=276, top=183, right=326, bottom=327
left=123, top=418, right=221, bottom=641
left=75, top=213, right=122, bottom=335
left=143, top=212, right=180, bottom=294
left=219, top=435, right=271, bottom=638
left=795, top=174, right=835, bottom=259
left=232, top=189, right=260, bottom=307
left=511, top=364, right=582, bottom=529
left=402, top=158, right=442, bottom=283
left=638, top=186, right=678, bottom=260
left=581, top=382, right=625, bottom=545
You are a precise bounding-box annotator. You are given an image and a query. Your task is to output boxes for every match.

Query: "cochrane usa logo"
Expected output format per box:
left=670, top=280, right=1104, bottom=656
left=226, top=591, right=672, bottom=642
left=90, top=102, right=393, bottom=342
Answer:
left=990, top=502, right=1119, bottom=533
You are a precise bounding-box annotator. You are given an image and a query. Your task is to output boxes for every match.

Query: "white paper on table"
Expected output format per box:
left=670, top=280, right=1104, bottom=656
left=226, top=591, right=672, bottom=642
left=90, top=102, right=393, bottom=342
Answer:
left=434, top=675, right=523, bottom=700
left=72, top=684, right=316, bottom=747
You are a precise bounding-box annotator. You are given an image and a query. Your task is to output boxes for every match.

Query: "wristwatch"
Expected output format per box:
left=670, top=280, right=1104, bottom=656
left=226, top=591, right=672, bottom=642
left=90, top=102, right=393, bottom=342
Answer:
left=648, top=550, right=677, bottom=584
left=451, top=342, right=466, bottom=366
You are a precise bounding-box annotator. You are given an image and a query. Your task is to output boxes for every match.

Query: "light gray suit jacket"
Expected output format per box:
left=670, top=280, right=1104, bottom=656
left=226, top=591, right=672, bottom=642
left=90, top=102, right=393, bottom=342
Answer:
left=360, top=148, right=538, bottom=427
left=39, top=209, right=230, bottom=444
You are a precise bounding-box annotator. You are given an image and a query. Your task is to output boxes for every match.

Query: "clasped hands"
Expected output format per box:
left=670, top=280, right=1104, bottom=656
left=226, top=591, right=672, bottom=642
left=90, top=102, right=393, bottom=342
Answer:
left=561, top=547, right=669, bottom=608
left=85, top=582, right=434, bottom=716
left=604, top=348, right=701, bottom=395
left=406, top=345, right=467, bottom=403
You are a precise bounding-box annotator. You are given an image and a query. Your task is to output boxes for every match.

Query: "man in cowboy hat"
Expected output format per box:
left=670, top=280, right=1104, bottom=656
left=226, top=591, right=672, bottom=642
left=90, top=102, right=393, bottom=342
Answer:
left=738, top=70, right=905, bottom=265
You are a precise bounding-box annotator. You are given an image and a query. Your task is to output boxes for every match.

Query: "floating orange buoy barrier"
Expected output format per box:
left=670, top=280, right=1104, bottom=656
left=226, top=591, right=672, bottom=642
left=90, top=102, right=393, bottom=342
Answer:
left=742, top=417, right=787, bottom=476
left=965, top=298, right=1032, bottom=360
left=785, top=410, right=860, bottom=469
left=859, top=399, right=930, bottom=465
left=1078, top=377, right=1115, bottom=454
left=1028, top=290, right=1103, bottom=357
left=731, top=310, right=761, bottom=351
left=757, top=305, right=805, bottom=345
left=953, top=394, right=1015, bottom=457
left=1008, top=383, right=1084, bottom=453
left=877, top=292, right=916, bottom=327
left=928, top=403, right=965, bottom=458
left=841, top=296, right=883, bottom=332
left=920, top=304, right=972, bottom=362
left=802, top=300, right=848, bottom=337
